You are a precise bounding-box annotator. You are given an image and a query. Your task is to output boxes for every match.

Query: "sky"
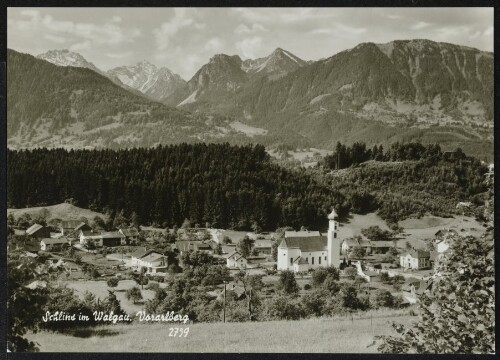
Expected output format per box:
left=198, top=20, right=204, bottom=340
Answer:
left=7, top=7, right=494, bottom=80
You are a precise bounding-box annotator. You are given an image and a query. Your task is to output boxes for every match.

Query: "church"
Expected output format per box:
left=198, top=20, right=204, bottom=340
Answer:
left=277, top=209, right=342, bottom=272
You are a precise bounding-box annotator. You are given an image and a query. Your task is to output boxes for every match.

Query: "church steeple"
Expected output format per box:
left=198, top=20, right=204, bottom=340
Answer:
left=327, top=208, right=340, bottom=267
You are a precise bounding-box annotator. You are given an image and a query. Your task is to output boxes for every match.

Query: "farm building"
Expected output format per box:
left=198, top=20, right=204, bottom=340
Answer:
left=40, top=237, right=69, bottom=251
left=79, top=230, right=125, bottom=247
left=130, top=248, right=168, bottom=273
left=400, top=249, right=431, bottom=270
left=60, top=220, right=85, bottom=235
left=278, top=209, right=341, bottom=272
left=226, top=251, right=248, bottom=269
left=26, top=224, right=51, bottom=239
left=341, top=237, right=373, bottom=255
left=174, top=241, right=213, bottom=254
left=119, top=228, right=140, bottom=244
left=370, top=241, right=395, bottom=254
left=74, top=222, right=92, bottom=233
left=402, top=279, right=432, bottom=303
left=254, top=239, right=273, bottom=255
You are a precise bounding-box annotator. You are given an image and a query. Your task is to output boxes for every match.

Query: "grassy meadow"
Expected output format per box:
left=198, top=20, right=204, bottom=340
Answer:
left=27, top=309, right=416, bottom=352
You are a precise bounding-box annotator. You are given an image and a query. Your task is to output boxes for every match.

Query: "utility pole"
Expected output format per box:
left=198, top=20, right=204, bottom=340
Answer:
left=223, top=281, right=227, bottom=323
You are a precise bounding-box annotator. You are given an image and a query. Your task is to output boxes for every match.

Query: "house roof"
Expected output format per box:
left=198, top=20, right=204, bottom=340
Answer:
left=254, top=240, right=272, bottom=248
left=227, top=251, right=241, bottom=259
left=120, top=228, right=140, bottom=237
left=228, top=251, right=246, bottom=261
left=403, top=249, right=430, bottom=258
left=41, top=237, right=69, bottom=245
left=74, top=222, right=91, bottom=231
left=285, top=230, right=321, bottom=238
left=26, top=224, right=44, bottom=235
left=100, top=231, right=125, bottom=239
left=402, top=278, right=425, bottom=292
left=131, top=247, right=153, bottom=259
left=81, top=230, right=98, bottom=237
left=370, top=241, right=395, bottom=248
left=358, top=239, right=372, bottom=247
left=343, top=238, right=359, bottom=247
left=175, top=241, right=211, bottom=252
left=61, top=220, right=82, bottom=229
left=280, top=236, right=327, bottom=252
left=141, top=252, right=165, bottom=263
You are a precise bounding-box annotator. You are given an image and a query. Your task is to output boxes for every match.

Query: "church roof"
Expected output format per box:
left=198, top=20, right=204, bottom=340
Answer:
left=285, top=230, right=321, bottom=238
left=328, top=209, right=338, bottom=220
left=280, top=236, right=327, bottom=252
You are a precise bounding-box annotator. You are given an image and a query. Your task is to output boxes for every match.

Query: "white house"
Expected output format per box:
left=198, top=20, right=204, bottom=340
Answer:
left=139, top=252, right=168, bottom=274
left=130, top=247, right=168, bottom=274
left=40, top=237, right=69, bottom=251
left=226, top=251, right=248, bottom=269
left=80, top=230, right=125, bottom=247
left=278, top=209, right=341, bottom=272
left=400, top=249, right=431, bottom=270
left=119, top=228, right=140, bottom=244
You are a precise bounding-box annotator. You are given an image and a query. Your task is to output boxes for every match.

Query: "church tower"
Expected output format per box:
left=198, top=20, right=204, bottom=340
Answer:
left=327, top=208, right=340, bottom=267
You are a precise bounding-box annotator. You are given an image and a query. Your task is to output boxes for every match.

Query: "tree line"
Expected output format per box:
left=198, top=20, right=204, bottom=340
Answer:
left=7, top=143, right=348, bottom=231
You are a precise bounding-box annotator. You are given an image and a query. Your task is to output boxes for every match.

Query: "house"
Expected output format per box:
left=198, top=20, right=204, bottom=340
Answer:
left=100, top=232, right=126, bottom=247
left=130, top=247, right=167, bottom=273
left=119, top=228, right=140, bottom=244
left=174, top=241, right=213, bottom=254
left=400, top=249, right=431, bottom=270
left=138, top=252, right=168, bottom=274
left=358, top=239, right=372, bottom=254
left=79, top=230, right=100, bottom=245
left=352, top=261, right=380, bottom=283
left=278, top=209, right=341, bottom=272
left=131, top=247, right=154, bottom=266
left=370, top=241, right=395, bottom=254
left=26, top=224, right=51, bottom=239
left=74, top=222, right=92, bottom=233
left=226, top=251, right=248, bottom=269
left=341, top=237, right=372, bottom=255
left=40, top=237, right=69, bottom=251
left=79, top=230, right=125, bottom=247
left=341, top=238, right=359, bottom=254
left=226, top=282, right=246, bottom=299
left=434, top=229, right=458, bottom=239
left=402, top=279, right=432, bottom=303
left=60, top=220, right=84, bottom=235
left=254, top=239, right=273, bottom=255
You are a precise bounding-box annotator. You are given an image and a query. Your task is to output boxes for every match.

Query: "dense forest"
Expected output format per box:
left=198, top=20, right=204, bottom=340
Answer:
left=7, top=144, right=348, bottom=231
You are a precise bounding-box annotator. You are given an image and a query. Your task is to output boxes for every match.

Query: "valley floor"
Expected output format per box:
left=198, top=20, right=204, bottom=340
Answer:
left=27, top=310, right=414, bottom=353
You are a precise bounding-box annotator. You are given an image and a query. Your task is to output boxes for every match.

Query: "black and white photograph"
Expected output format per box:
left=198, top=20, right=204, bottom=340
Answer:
left=4, top=5, right=495, bottom=353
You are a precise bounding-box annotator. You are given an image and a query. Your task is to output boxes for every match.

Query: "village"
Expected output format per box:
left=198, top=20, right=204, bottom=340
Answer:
left=8, top=202, right=488, bottom=312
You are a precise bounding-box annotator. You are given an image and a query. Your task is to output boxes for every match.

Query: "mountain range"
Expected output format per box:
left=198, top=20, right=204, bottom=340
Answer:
left=8, top=39, right=494, bottom=159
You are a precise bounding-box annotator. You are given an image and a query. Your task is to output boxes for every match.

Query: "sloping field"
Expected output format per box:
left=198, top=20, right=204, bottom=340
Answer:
left=26, top=311, right=414, bottom=353
left=7, top=203, right=106, bottom=221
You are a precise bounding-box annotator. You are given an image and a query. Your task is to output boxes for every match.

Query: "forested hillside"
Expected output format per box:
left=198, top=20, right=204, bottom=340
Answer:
left=318, top=142, right=489, bottom=224
left=7, top=144, right=348, bottom=231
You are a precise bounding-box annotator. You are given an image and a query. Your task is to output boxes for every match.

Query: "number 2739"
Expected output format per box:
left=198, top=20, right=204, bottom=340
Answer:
left=169, top=327, right=189, bottom=337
